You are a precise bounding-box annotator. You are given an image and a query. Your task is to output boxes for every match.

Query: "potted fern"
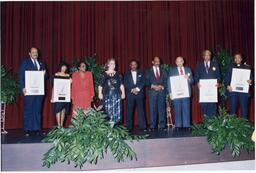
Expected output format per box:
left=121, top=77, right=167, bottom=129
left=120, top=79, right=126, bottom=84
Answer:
left=1, top=65, right=20, bottom=104
left=1, top=65, right=19, bottom=134
left=192, top=107, right=254, bottom=157
left=42, top=106, right=146, bottom=168
left=1, top=65, right=20, bottom=133
left=212, top=48, right=233, bottom=106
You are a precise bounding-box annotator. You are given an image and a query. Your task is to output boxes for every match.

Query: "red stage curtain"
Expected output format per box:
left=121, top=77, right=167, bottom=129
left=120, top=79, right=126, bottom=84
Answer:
left=1, top=1, right=254, bottom=129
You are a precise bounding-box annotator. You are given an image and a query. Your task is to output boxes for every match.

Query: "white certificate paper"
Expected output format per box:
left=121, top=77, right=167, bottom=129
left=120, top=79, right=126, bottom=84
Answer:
left=53, top=78, right=71, bottom=102
left=169, top=75, right=190, bottom=100
left=25, top=71, right=45, bottom=95
left=199, top=79, right=218, bottom=103
left=230, top=68, right=251, bottom=93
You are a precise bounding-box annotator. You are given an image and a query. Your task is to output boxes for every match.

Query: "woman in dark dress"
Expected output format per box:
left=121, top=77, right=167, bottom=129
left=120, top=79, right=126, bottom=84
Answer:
left=98, top=58, right=125, bottom=124
left=51, top=62, right=71, bottom=127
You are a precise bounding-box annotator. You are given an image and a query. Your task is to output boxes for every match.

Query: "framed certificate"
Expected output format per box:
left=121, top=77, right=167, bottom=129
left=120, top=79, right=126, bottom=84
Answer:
left=53, top=78, right=71, bottom=102
left=25, top=71, right=45, bottom=95
left=199, top=79, right=218, bottom=103
left=169, top=75, right=190, bottom=100
left=230, top=68, right=251, bottom=93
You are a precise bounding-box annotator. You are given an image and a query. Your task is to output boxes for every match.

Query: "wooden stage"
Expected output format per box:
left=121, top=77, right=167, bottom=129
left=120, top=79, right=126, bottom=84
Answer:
left=1, top=129, right=255, bottom=171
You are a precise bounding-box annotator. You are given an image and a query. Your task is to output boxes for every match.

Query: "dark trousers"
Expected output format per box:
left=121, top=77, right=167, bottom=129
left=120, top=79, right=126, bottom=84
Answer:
left=229, top=93, right=249, bottom=119
left=126, top=94, right=146, bottom=130
left=173, top=98, right=191, bottom=127
left=23, top=95, right=44, bottom=131
left=200, top=103, right=217, bottom=117
left=148, top=90, right=166, bottom=128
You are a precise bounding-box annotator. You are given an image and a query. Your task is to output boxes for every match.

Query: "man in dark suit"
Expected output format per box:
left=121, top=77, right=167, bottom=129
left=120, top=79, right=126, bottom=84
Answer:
left=194, top=50, right=221, bottom=117
left=224, top=53, right=253, bottom=119
left=167, top=56, right=194, bottom=130
left=18, top=47, right=48, bottom=136
left=145, top=57, right=167, bottom=131
left=124, top=60, right=146, bottom=131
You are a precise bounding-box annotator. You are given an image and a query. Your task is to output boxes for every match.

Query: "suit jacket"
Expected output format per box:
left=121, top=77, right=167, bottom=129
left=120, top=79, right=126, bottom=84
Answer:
left=224, top=63, right=253, bottom=96
left=145, top=66, right=168, bottom=91
left=124, top=69, right=145, bottom=97
left=194, top=60, right=221, bottom=84
left=18, top=57, right=48, bottom=90
left=167, top=66, right=194, bottom=97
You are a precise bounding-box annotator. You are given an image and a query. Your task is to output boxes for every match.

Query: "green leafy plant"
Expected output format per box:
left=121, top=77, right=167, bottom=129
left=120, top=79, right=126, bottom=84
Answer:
left=1, top=65, right=20, bottom=104
left=192, top=107, right=254, bottom=157
left=160, top=64, right=172, bottom=100
left=212, top=48, right=233, bottom=106
left=160, top=63, right=171, bottom=72
left=42, top=106, right=146, bottom=168
left=70, top=55, right=105, bottom=97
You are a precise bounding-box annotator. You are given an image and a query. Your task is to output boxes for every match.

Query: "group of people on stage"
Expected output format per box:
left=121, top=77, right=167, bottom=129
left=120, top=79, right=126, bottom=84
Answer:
left=19, top=47, right=253, bottom=136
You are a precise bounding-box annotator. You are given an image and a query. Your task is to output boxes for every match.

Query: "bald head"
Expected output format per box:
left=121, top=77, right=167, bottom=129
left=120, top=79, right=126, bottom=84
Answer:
left=175, top=56, right=184, bottom=67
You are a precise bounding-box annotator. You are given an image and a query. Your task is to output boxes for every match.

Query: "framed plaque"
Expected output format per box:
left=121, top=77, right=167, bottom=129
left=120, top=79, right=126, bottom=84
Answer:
left=53, top=78, right=71, bottom=102
left=25, top=71, right=45, bottom=95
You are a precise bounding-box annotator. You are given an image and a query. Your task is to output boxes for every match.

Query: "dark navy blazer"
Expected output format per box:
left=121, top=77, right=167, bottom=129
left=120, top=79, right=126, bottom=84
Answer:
left=224, top=63, right=253, bottom=96
left=124, top=69, right=145, bottom=97
left=18, top=58, right=48, bottom=90
left=194, top=60, right=221, bottom=84
left=145, top=66, right=168, bottom=91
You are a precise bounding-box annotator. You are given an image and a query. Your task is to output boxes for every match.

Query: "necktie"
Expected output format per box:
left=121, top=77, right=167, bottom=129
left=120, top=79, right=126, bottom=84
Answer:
left=32, top=59, right=37, bottom=69
left=205, top=62, right=209, bottom=74
left=180, top=67, right=184, bottom=75
left=156, top=67, right=160, bottom=80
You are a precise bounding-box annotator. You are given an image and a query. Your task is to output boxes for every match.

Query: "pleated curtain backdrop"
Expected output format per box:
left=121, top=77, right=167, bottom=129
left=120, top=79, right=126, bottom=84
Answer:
left=1, top=1, right=254, bottom=129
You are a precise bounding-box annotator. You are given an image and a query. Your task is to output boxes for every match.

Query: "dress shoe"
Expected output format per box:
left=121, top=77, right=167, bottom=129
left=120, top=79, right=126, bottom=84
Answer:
left=139, top=128, right=147, bottom=132
left=175, top=127, right=181, bottom=131
left=185, top=127, right=192, bottom=131
left=24, top=131, right=30, bottom=136
left=148, top=128, right=155, bottom=132
left=158, top=127, right=167, bottom=131
left=35, top=130, right=46, bottom=136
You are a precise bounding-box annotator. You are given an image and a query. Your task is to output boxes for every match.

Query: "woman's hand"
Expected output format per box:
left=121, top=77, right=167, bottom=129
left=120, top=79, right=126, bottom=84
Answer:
left=98, top=93, right=103, bottom=100
left=121, top=93, right=125, bottom=99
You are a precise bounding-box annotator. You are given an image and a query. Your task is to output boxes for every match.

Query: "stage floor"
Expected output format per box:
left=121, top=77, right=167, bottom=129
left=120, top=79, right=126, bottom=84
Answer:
left=1, top=128, right=254, bottom=171
left=1, top=127, right=192, bottom=144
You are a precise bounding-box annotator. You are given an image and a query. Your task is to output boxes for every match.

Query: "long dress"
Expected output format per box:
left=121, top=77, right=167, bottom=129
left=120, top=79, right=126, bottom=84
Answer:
left=71, top=71, right=95, bottom=110
left=99, top=72, right=123, bottom=123
left=52, top=75, right=71, bottom=115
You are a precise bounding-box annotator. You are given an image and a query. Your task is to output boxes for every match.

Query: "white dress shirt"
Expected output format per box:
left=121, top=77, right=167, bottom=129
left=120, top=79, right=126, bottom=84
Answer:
left=204, top=61, right=210, bottom=68
left=131, top=70, right=137, bottom=85
left=31, top=58, right=40, bottom=70
left=177, top=66, right=185, bottom=75
left=153, top=66, right=160, bottom=77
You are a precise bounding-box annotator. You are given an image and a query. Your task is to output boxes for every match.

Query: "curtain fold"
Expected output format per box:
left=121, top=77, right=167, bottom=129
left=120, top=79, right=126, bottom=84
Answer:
left=1, top=1, right=254, bottom=129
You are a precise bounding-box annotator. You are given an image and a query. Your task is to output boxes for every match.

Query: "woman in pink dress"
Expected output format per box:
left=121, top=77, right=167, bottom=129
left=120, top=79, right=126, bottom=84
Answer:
left=71, top=61, right=95, bottom=113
